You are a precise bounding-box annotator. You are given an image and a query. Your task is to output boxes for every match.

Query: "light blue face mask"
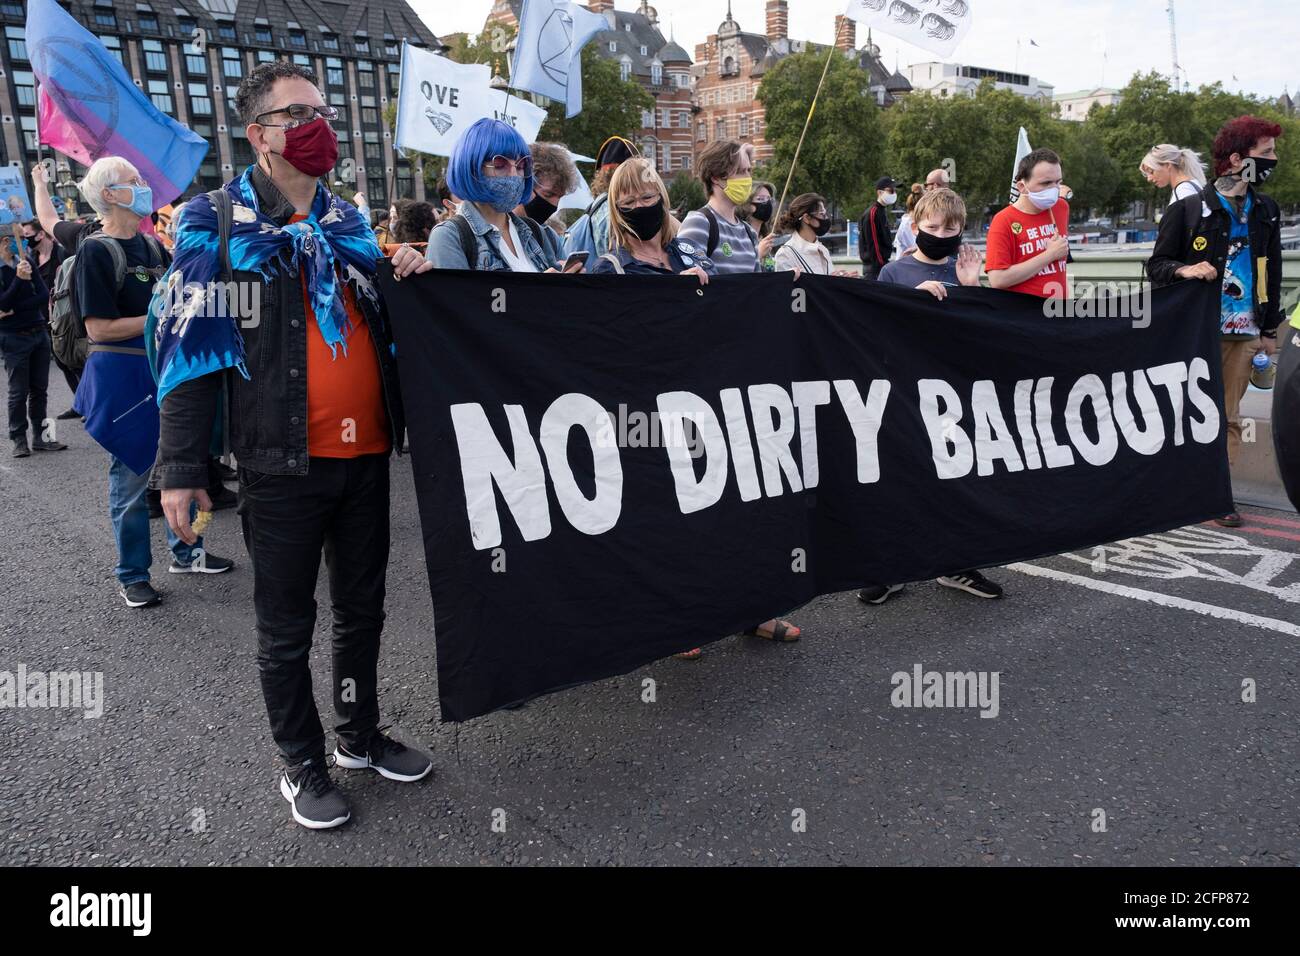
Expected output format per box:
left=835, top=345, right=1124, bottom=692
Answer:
left=482, top=175, right=526, bottom=214
left=109, top=183, right=154, bottom=218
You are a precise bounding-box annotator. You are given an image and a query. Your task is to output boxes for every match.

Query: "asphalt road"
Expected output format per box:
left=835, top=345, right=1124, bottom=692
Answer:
left=2, top=377, right=1297, bottom=866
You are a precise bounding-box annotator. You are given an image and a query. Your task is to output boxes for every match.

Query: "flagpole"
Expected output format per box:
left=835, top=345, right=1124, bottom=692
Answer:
left=772, top=19, right=844, bottom=232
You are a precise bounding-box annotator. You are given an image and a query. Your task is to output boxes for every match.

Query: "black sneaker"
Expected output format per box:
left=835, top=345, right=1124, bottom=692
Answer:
left=335, top=726, right=433, bottom=783
left=120, top=581, right=162, bottom=608
left=936, top=571, right=1004, bottom=599
left=858, top=583, right=904, bottom=605
left=280, top=757, right=350, bottom=830
left=11, top=438, right=30, bottom=458
left=31, top=437, right=68, bottom=451
left=168, top=552, right=235, bottom=574
left=56, top=408, right=81, bottom=421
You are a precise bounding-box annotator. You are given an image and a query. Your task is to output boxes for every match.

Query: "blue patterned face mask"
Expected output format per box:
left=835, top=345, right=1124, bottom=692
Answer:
left=110, top=183, right=154, bottom=217
left=482, top=175, right=526, bottom=213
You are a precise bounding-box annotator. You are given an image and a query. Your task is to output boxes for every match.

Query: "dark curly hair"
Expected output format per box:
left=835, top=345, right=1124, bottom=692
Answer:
left=392, top=199, right=437, bottom=245
left=235, top=61, right=320, bottom=126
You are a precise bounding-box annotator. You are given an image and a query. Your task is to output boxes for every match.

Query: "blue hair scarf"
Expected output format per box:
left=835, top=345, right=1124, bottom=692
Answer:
left=149, top=165, right=382, bottom=406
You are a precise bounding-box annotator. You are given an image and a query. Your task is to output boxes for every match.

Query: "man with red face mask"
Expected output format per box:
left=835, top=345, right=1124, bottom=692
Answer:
left=154, top=62, right=431, bottom=830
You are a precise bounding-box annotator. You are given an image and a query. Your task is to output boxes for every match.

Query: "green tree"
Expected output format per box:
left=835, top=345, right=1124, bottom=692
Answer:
left=668, top=170, right=705, bottom=216
left=757, top=49, right=884, bottom=218
left=886, top=80, right=1059, bottom=230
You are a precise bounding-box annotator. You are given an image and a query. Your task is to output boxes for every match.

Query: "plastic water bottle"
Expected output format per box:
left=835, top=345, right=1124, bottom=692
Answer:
left=1250, top=350, right=1275, bottom=390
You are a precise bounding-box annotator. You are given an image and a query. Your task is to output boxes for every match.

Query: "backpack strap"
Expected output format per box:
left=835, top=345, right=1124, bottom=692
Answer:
left=206, top=187, right=234, bottom=282
left=84, top=233, right=130, bottom=288
left=450, top=214, right=478, bottom=271
left=599, top=252, right=625, bottom=275
left=699, top=206, right=720, bottom=258
left=1181, top=190, right=1208, bottom=255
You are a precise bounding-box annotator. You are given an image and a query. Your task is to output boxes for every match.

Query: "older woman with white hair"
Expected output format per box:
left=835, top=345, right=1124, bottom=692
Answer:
left=73, top=156, right=232, bottom=609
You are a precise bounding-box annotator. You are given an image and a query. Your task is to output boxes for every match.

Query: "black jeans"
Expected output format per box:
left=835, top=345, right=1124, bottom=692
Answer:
left=0, top=327, right=52, bottom=441
left=238, top=454, right=391, bottom=765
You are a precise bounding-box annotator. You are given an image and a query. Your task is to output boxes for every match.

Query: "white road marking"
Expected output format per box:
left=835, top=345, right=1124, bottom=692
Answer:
left=1008, top=562, right=1300, bottom=637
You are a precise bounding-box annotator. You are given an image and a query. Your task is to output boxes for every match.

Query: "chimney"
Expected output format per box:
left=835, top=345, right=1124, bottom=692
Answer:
left=766, top=1, right=788, bottom=42
left=588, top=1, right=615, bottom=13
left=834, top=15, right=856, bottom=53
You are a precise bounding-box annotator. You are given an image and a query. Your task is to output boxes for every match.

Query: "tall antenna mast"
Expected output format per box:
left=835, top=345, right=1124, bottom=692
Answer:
left=1167, top=1, right=1182, bottom=91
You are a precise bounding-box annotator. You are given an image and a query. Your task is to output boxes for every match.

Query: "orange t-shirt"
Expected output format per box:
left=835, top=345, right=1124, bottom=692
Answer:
left=289, top=213, right=390, bottom=458
left=984, top=200, right=1070, bottom=298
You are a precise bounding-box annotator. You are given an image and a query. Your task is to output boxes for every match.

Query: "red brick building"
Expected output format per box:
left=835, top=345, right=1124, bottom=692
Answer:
left=692, top=1, right=909, bottom=163
left=484, top=1, right=696, bottom=173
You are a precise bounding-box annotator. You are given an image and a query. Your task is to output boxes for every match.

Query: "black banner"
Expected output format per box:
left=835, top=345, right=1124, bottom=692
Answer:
left=380, top=268, right=1231, bottom=721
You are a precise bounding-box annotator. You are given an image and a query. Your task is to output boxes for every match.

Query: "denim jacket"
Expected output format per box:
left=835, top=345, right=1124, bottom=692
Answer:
left=426, top=201, right=554, bottom=272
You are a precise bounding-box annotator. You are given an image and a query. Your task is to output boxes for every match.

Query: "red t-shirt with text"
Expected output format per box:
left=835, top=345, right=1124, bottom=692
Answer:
left=984, top=201, right=1070, bottom=298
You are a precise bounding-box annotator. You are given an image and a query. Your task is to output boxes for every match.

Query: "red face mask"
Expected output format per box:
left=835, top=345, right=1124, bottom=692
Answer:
left=278, top=117, right=338, bottom=178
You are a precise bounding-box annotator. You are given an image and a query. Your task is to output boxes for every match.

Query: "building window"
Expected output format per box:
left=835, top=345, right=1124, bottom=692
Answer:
left=739, top=115, right=750, bottom=137
left=186, top=53, right=205, bottom=74
left=329, top=91, right=346, bottom=106
left=177, top=17, right=196, bottom=43
left=355, top=36, right=370, bottom=54
left=619, top=58, right=631, bottom=82
left=640, top=45, right=647, bottom=55
left=148, top=80, right=173, bottom=114
left=0, top=0, right=24, bottom=15
left=651, top=62, right=662, bottom=85
left=608, top=41, right=616, bottom=52
left=6, top=25, right=26, bottom=61
left=289, top=30, right=306, bottom=48
left=322, top=33, right=339, bottom=51
left=362, top=107, right=379, bottom=126
left=217, top=23, right=236, bottom=41
left=222, top=47, right=242, bottom=79
left=189, top=82, right=213, bottom=116
left=386, top=39, right=399, bottom=57
left=293, top=54, right=310, bottom=67
left=715, top=118, right=726, bottom=139
left=12, top=69, right=34, bottom=108
left=327, top=65, right=345, bottom=87
left=255, top=25, right=272, bottom=45
left=143, top=39, right=167, bottom=73
left=98, top=33, right=123, bottom=65
left=359, top=70, right=375, bottom=89
left=20, top=114, right=37, bottom=151
left=139, top=14, right=159, bottom=33
left=94, top=2, right=117, bottom=29
left=257, top=50, right=274, bottom=63
left=641, top=109, right=654, bottom=129
left=697, top=120, right=705, bottom=142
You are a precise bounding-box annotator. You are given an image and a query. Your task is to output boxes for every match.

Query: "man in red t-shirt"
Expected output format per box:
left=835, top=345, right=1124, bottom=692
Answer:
left=986, top=148, right=1071, bottom=298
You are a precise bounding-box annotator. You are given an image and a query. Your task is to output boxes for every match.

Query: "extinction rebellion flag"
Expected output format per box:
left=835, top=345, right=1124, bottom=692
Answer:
left=379, top=270, right=1230, bottom=721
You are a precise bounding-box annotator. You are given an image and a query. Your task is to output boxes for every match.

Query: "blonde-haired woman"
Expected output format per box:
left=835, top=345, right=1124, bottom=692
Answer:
left=591, top=157, right=712, bottom=282
left=1140, top=144, right=1207, bottom=203
left=594, top=157, right=805, bottom=655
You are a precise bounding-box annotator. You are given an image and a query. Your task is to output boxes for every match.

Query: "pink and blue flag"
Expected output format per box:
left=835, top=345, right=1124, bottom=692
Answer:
left=26, top=0, right=207, bottom=208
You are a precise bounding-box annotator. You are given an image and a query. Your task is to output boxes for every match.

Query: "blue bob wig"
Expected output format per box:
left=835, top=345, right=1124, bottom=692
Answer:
left=446, top=118, right=534, bottom=207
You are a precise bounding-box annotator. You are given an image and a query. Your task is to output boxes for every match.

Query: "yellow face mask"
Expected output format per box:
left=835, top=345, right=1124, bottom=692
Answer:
left=723, top=176, right=753, bottom=205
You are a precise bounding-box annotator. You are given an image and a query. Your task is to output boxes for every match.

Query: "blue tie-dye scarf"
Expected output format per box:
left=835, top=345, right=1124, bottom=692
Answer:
left=149, top=165, right=382, bottom=405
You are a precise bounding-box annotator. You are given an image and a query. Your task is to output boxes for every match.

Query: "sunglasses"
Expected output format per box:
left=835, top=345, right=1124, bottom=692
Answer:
left=254, top=104, right=339, bottom=129
left=485, top=155, right=532, bottom=176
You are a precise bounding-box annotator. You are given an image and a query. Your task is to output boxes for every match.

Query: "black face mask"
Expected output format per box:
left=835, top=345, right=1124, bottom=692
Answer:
left=806, top=216, right=831, bottom=238
left=751, top=199, right=773, bottom=222
left=620, top=202, right=665, bottom=241
left=1242, top=156, right=1278, bottom=184
left=915, top=228, right=963, bottom=260
left=525, top=194, right=558, bottom=223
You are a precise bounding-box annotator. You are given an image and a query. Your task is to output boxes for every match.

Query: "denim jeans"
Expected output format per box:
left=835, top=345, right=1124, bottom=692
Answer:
left=108, top=455, right=202, bottom=586
left=238, top=454, right=390, bottom=765
left=0, top=327, right=52, bottom=441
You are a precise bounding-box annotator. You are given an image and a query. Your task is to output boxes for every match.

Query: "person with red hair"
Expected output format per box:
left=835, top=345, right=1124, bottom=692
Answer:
left=1146, top=115, right=1284, bottom=528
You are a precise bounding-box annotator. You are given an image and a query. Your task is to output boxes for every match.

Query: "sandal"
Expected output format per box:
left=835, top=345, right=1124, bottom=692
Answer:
left=674, top=647, right=703, bottom=660
left=745, top=618, right=801, bottom=642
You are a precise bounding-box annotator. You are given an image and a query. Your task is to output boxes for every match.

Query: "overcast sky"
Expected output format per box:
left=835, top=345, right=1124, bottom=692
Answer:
left=411, top=0, right=1294, bottom=99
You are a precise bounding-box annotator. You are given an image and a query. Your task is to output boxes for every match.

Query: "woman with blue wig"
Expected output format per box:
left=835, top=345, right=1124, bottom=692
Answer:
left=414, top=119, right=581, bottom=274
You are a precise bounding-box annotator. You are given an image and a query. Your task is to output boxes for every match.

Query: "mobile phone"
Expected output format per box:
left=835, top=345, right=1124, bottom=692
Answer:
left=562, top=251, right=589, bottom=272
